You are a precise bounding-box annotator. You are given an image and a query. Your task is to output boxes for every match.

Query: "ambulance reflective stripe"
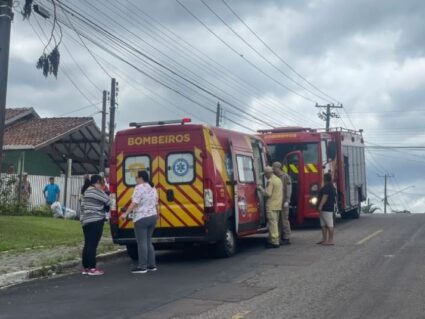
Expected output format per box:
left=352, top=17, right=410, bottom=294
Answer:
left=193, top=147, right=204, bottom=194
left=116, top=146, right=205, bottom=229
left=207, top=131, right=233, bottom=200
left=116, top=152, right=132, bottom=229
left=158, top=196, right=188, bottom=227
left=157, top=157, right=203, bottom=226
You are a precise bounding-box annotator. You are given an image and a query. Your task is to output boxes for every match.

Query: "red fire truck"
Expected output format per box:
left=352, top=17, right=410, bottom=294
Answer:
left=109, top=119, right=268, bottom=258
left=259, top=127, right=367, bottom=225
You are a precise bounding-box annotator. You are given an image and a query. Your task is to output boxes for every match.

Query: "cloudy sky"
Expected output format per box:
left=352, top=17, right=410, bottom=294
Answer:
left=7, top=0, right=425, bottom=212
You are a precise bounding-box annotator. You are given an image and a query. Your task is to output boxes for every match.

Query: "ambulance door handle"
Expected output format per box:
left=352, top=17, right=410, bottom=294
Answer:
left=166, top=189, right=174, bottom=202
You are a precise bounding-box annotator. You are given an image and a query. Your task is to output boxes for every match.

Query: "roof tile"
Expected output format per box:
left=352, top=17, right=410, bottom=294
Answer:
left=4, top=117, right=93, bottom=148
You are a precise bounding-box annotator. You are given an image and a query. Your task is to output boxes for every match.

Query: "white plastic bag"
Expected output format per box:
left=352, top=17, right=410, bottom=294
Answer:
left=51, top=201, right=63, bottom=218
left=63, top=207, right=77, bottom=220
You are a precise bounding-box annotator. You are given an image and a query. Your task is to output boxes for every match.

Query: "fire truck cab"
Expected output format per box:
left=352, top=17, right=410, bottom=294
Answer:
left=109, top=119, right=268, bottom=258
left=259, top=127, right=366, bottom=225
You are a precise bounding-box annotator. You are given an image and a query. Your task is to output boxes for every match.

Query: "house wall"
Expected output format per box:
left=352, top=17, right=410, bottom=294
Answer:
left=2, top=150, right=61, bottom=176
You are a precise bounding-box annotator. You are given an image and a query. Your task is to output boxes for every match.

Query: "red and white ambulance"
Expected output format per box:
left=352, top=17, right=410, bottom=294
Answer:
left=109, top=119, right=268, bottom=258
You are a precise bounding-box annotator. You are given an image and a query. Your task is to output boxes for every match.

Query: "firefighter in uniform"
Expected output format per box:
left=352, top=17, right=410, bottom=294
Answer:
left=272, top=162, right=292, bottom=245
left=258, top=166, right=283, bottom=248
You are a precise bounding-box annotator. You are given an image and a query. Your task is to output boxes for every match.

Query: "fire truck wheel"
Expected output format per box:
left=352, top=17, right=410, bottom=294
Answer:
left=341, top=212, right=350, bottom=219
left=351, top=205, right=361, bottom=219
left=126, top=244, right=138, bottom=261
left=215, top=226, right=237, bottom=258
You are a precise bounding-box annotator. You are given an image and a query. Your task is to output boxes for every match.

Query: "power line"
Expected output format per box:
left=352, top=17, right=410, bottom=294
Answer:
left=221, top=0, right=341, bottom=105
left=60, top=4, right=112, bottom=78
left=54, top=11, right=255, bottom=132
left=58, top=101, right=103, bottom=116
left=81, top=0, right=283, bottom=127
left=175, top=0, right=317, bottom=104
left=30, top=10, right=99, bottom=105
left=50, top=0, right=275, bottom=129
left=108, top=0, right=322, bottom=127
left=200, top=0, right=331, bottom=103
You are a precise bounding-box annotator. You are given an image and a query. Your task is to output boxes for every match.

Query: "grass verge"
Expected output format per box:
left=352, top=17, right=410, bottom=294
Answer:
left=0, top=216, right=111, bottom=252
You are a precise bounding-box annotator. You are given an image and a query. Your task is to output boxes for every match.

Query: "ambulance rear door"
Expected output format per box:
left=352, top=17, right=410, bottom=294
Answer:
left=155, top=134, right=205, bottom=231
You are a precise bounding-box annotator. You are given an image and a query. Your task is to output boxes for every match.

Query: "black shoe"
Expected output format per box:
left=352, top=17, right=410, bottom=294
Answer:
left=265, top=242, right=280, bottom=249
left=280, top=239, right=291, bottom=245
left=147, top=267, right=157, bottom=272
left=131, top=267, right=147, bottom=274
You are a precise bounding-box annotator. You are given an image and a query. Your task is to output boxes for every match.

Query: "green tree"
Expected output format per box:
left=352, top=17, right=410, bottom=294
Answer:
left=362, top=199, right=381, bottom=214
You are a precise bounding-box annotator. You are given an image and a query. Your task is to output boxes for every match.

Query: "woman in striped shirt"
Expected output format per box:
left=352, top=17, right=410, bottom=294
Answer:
left=80, top=174, right=110, bottom=276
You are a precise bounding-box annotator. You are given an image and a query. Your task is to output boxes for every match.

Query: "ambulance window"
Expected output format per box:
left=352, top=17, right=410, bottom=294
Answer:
left=225, top=153, right=234, bottom=181
left=124, top=156, right=151, bottom=186
left=167, top=153, right=195, bottom=184
left=237, top=155, right=255, bottom=183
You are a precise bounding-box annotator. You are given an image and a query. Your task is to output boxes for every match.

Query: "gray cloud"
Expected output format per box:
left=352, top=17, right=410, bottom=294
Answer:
left=6, top=0, right=425, bottom=211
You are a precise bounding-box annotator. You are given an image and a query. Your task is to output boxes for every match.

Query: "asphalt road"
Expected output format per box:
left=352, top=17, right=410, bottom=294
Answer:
left=1, top=214, right=424, bottom=319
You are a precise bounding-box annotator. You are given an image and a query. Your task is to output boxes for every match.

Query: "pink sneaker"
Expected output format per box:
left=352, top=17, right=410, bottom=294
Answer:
left=82, top=268, right=89, bottom=275
left=87, top=268, right=104, bottom=276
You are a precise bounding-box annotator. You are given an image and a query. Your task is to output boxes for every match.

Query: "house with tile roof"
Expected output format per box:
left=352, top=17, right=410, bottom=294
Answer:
left=2, top=108, right=107, bottom=175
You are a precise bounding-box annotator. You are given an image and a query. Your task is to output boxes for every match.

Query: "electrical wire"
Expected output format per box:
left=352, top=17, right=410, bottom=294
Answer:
left=176, top=0, right=317, bottom=104
left=109, top=0, right=322, bottom=128
left=221, top=0, right=341, bottom=104
left=29, top=13, right=99, bottom=106
left=47, top=0, right=275, bottom=129
left=200, top=0, right=331, bottom=103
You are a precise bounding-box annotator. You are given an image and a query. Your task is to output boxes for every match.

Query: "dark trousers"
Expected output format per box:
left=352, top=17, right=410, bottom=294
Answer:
left=82, top=220, right=104, bottom=269
left=134, top=215, right=158, bottom=269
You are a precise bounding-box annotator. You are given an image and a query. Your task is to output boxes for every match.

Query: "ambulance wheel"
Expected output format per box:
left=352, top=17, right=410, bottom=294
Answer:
left=126, top=244, right=138, bottom=261
left=215, top=226, right=237, bottom=258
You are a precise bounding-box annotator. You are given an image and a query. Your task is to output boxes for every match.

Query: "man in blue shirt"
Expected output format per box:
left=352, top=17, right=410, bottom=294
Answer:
left=43, top=177, right=60, bottom=205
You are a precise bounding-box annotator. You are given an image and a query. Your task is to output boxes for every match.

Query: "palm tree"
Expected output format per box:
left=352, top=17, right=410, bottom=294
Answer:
left=362, top=199, right=381, bottom=214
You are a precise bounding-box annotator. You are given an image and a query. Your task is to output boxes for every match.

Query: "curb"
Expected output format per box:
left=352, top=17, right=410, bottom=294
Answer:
left=0, top=249, right=126, bottom=289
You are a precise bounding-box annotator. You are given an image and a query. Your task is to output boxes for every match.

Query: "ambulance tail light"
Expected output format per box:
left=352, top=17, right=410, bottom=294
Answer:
left=109, top=192, right=118, bottom=225
left=203, top=178, right=214, bottom=212
left=204, top=189, right=214, bottom=208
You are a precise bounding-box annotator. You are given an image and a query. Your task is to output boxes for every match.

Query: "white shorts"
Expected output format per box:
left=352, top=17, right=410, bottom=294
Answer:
left=320, top=211, right=334, bottom=228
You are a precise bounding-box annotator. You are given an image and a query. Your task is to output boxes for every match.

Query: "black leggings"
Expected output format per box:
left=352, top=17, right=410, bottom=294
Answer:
left=82, top=220, right=104, bottom=269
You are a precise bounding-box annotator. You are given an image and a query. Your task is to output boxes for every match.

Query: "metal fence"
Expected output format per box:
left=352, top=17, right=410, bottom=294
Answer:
left=0, top=174, right=85, bottom=211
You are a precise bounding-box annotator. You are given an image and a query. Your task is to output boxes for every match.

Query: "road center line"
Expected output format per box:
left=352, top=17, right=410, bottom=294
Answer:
left=232, top=310, right=251, bottom=319
left=356, top=229, right=384, bottom=245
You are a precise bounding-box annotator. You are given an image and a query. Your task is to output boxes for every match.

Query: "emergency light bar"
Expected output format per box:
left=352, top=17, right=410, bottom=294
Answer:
left=129, top=118, right=191, bottom=128
left=258, top=127, right=315, bottom=133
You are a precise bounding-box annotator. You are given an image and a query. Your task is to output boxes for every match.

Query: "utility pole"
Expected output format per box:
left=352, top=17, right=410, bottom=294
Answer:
left=108, top=78, right=117, bottom=156
left=316, top=103, right=343, bottom=131
left=0, top=0, right=13, bottom=173
left=99, top=90, right=107, bottom=174
left=216, top=102, right=222, bottom=127
left=63, top=158, right=72, bottom=209
left=378, top=173, right=394, bottom=214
